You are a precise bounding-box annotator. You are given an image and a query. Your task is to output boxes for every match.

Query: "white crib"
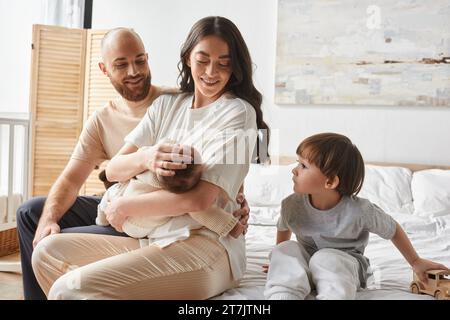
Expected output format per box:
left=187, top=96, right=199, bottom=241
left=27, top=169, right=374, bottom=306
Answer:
left=0, top=113, right=29, bottom=224
left=0, top=113, right=29, bottom=272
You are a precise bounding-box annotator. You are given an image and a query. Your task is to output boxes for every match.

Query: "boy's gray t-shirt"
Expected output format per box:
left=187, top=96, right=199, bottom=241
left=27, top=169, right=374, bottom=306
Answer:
left=277, top=193, right=397, bottom=287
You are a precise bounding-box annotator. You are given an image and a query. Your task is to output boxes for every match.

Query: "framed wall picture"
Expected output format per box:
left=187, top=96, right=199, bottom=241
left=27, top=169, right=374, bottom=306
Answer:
left=275, top=0, right=450, bottom=106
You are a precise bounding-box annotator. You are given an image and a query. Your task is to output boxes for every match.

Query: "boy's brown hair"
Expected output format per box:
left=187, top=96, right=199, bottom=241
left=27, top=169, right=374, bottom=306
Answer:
left=296, top=133, right=365, bottom=196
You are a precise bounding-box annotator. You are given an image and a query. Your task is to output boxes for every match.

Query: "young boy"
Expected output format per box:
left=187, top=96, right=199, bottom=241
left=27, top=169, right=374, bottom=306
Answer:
left=264, top=133, right=449, bottom=300
left=97, top=146, right=240, bottom=240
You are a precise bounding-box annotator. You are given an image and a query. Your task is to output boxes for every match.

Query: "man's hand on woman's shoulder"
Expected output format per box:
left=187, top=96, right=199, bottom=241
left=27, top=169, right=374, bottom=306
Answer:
left=229, top=192, right=250, bottom=238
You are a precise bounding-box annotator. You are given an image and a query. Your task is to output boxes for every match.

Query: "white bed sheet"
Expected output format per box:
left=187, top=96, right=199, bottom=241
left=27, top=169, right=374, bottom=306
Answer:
left=214, top=211, right=450, bottom=300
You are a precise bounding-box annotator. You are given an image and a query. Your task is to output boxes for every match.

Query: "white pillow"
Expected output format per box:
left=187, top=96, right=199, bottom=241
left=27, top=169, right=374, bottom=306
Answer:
left=244, top=163, right=296, bottom=207
left=411, top=169, right=450, bottom=217
left=358, top=165, right=414, bottom=214
left=244, top=163, right=415, bottom=225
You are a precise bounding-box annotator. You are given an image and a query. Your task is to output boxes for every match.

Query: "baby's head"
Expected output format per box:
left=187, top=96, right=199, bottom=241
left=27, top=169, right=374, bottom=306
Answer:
left=158, top=146, right=203, bottom=193
left=293, top=133, right=365, bottom=197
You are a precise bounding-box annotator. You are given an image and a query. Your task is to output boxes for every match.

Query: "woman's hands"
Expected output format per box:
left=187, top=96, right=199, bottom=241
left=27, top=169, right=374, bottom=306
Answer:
left=104, top=197, right=128, bottom=232
left=228, top=193, right=250, bottom=238
left=105, top=184, right=251, bottom=236
left=143, top=143, right=193, bottom=176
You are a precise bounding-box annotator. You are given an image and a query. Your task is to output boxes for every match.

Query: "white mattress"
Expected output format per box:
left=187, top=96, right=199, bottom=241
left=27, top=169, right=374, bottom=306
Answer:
left=214, top=211, right=450, bottom=300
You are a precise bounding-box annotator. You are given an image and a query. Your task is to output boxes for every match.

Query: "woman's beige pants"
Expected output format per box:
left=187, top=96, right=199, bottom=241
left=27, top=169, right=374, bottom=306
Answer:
left=31, top=231, right=234, bottom=299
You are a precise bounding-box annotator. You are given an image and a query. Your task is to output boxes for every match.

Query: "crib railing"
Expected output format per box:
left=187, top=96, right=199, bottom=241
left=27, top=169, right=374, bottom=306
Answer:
left=0, top=114, right=30, bottom=224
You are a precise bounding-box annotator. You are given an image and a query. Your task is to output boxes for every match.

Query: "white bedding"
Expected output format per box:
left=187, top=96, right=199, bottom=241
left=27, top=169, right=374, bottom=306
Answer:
left=214, top=211, right=450, bottom=300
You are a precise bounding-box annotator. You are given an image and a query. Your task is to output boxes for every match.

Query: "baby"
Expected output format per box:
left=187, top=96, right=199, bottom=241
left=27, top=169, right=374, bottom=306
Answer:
left=96, top=146, right=238, bottom=239
left=264, top=133, right=449, bottom=300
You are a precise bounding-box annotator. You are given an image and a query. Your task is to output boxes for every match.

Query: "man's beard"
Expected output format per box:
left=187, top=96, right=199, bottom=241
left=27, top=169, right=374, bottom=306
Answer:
left=109, top=74, right=151, bottom=102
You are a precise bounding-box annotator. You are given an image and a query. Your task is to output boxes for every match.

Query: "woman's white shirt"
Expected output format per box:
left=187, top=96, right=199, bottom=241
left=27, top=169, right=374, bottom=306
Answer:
left=124, top=92, right=258, bottom=280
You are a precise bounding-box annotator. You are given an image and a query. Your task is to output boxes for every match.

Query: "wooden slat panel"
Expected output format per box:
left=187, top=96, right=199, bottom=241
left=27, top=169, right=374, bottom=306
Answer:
left=80, top=29, right=118, bottom=196
left=29, top=25, right=86, bottom=196
left=83, top=29, right=119, bottom=119
left=29, top=26, right=119, bottom=197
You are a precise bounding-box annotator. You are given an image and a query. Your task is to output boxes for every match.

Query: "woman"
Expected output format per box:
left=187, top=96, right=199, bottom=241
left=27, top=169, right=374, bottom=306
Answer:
left=32, top=16, right=270, bottom=299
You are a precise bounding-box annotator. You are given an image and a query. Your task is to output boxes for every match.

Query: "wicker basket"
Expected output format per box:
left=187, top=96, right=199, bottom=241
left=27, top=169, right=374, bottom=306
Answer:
left=0, top=223, right=20, bottom=257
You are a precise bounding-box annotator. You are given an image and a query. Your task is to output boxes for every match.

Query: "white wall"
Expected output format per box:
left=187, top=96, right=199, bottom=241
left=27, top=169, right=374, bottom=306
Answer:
left=0, top=1, right=43, bottom=202
left=0, top=0, right=43, bottom=113
left=82, top=0, right=450, bottom=165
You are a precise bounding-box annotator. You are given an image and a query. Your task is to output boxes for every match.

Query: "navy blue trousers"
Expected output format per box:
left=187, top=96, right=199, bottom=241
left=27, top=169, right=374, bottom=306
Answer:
left=16, top=196, right=127, bottom=300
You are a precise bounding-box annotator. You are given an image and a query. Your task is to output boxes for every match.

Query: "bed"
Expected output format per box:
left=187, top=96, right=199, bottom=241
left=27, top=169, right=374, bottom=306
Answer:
left=214, top=159, right=450, bottom=300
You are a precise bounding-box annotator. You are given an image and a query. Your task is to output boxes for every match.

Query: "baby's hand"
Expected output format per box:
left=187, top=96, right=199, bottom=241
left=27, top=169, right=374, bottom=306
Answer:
left=262, top=264, right=269, bottom=274
left=412, top=258, right=449, bottom=283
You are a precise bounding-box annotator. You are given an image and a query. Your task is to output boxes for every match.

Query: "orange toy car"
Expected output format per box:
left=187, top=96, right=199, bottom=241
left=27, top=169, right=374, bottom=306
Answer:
left=410, top=269, right=450, bottom=300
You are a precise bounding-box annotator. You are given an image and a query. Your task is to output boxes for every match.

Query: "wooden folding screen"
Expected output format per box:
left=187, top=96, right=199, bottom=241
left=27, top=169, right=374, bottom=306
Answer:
left=29, top=25, right=116, bottom=197
left=82, top=29, right=118, bottom=195
left=28, top=25, right=86, bottom=196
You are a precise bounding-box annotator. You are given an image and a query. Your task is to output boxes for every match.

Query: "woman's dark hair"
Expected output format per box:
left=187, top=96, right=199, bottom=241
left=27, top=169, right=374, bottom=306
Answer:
left=296, top=133, right=365, bottom=197
left=177, top=16, right=270, bottom=163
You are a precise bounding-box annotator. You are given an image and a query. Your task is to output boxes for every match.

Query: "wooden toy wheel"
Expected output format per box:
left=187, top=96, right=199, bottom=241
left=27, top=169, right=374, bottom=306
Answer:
left=410, top=284, right=419, bottom=294
left=434, top=291, right=442, bottom=300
